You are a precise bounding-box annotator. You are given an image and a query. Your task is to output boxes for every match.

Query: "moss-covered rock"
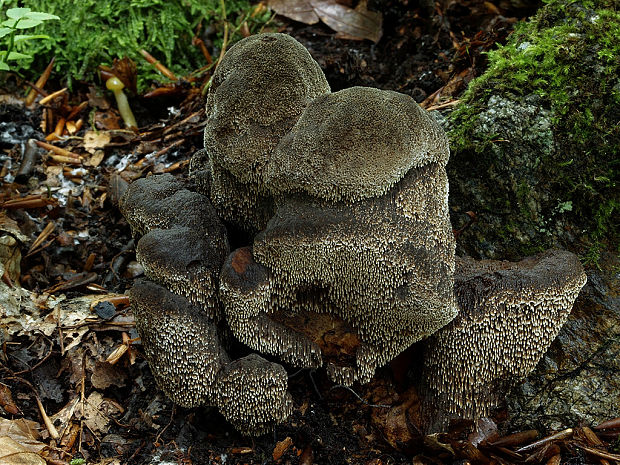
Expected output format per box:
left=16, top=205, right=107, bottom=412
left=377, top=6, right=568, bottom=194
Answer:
left=445, top=0, right=619, bottom=264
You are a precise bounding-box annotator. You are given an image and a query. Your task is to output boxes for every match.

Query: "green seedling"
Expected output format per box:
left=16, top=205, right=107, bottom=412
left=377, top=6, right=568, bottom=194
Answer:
left=0, top=4, right=58, bottom=72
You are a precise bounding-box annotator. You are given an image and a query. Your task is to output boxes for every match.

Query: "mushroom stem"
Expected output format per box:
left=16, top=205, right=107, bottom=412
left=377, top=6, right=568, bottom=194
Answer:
left=106, top=77, right=137, bottom=129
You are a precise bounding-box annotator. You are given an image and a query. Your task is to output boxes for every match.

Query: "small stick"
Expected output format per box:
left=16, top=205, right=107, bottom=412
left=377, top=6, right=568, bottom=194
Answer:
left=192, top=37, right=213, bottom=64
left=582, top=426, right=605, bottom=446
left=8, top=377, right=59, bottom=439
left=34, top=140, right=82, bottom=159
left=15, top=139, right=40, bottom=182
left=491, top=430, right=539, bottom=447
left=49, top=154, right=82, bottom=165
left=39, top=87, right=68, bottom=105
left=516, top=429, right=573, bottom=453
left=595, top=418, right=620, bottom=430
left=576, top=444, right=620, bottom=461
left=140, top=49, right=178, bottom=81
left=1, top=196, right=55, bottom=209
left=84, top=253, right=96, bottom=272
left=66, top=101, right=88, bottom=121
left=25, top=57, right=55, bottom=106
left=27, top=221, right=55, bottom=254
left=53, top=117, right=66, bottom=138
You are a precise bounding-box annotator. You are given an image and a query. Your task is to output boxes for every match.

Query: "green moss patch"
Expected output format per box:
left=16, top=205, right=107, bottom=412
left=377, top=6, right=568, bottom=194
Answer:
left=3, top=0, right=272, bottom=91
left=449, top=0, right=619, bottom=262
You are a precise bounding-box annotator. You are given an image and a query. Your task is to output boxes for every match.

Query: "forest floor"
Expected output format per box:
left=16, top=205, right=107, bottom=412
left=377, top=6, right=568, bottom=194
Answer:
left=1, top=1, right=619, bottom=464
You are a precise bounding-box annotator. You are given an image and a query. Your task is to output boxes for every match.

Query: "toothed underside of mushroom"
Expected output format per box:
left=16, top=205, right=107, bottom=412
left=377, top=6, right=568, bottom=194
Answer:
left=265, top=86, right=450, bottom=203
left=119, top=173, right=229, bottom=316
left=220, top=247, right=324, bottom=369
left=207, top=158, right=276, bottom=233
left=130, top=280, right=229, bottom=407
left=244, top=163, right=457, bottom=382
left=131, top=281, right=294, bottom=435
left=215, top=354, right=293, bottom=436
left=198, top=32, right=330, bottom=231
left=135, top=227, right=223, bottom=315
left=421, top=249, right=587, bottom=432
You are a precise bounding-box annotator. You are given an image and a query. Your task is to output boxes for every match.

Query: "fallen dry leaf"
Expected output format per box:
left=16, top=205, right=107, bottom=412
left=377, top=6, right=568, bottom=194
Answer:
left=273, top=436, right=293, bottom=462
left=267, top=0, right=319, bottom=24
left=81, top=392, right=123, bottom=434
left=83, top=130, right=112, bottom=155
left=0, top=436, right=45, bottom=465
left=268, top=0, right=382, bottom=42
left=0, top=419, right=45, bottom=453
left=310, top=0, right=382, bottom=42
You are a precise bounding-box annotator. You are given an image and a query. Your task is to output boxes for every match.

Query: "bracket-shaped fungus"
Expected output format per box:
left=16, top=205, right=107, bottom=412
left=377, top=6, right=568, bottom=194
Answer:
left=421, top=249, right=587, bottom=432
left=192, top=33, right=330, bottom=232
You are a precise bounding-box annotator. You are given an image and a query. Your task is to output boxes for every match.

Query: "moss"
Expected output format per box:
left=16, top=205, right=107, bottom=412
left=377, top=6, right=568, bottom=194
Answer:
left=449, top=0, right=619, bottom=262
left=3, top=0, right=273, bottom=91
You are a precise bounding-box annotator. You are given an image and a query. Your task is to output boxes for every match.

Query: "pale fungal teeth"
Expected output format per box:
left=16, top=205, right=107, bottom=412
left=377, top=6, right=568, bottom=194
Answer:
left=420, top=250, right=586, bottom=432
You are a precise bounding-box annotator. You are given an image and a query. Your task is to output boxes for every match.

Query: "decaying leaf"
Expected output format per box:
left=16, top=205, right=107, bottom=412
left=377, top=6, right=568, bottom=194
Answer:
left=0, top=419, right=45, bottom=453
left=83, top=131, right=112, bottom=155
left=91, top=361, right=127, bottom=389
left=268, top=0, right=382, bottom=42
left=0, top=437, right=46, bottom=465
left=267, top=0, right=319, bottom=24
left=81, top=392, right=122, bottom=434
left=310, top=0, right=382, bottom=42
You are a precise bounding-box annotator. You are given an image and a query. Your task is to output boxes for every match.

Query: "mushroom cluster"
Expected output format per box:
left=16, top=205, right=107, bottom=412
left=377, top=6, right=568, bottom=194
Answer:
left=120, top=33, right=587, bottom=435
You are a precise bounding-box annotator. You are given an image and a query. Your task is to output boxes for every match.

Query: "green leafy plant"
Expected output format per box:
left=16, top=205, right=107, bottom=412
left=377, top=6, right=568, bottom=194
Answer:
left=0, top=4, right=59, bottom=71
left=2, top=0, right=273, bottom=91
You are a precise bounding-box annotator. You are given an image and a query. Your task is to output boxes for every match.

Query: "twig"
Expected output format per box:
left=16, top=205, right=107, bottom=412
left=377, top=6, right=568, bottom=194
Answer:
left=140, top=49, right=178, bottom=81
left=34, top=140, right=82, bottom=159
left=575, top=444, right=620, bottom=461
left=27, top=221, right=55, bottom=255
left=516, top=429, right=573, bottom=453
left=25, top=57, right=55, bottom=105
left=329, top=385, right=391, bottom=408
left=7, top=377, right=59, bottom=439
left=154, top=405, right=176, bottom=446
left=39, top=87, right=68, bottom=105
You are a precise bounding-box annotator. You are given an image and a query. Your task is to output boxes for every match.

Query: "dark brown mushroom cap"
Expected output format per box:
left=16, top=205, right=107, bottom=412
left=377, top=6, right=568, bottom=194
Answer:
left=119, top=173, right=223, bottom=236
left=136, top=227, right=227, bottom=316
left=130, top=280, right=229, bottom=407
left=265, top=86, right=449, bottom=202
left=119, top=174, right=229, bottom=315
left=203, top=33, right=330, bottom=187
left=421, top=249, right=587, bottom=432
left=215, top=353, right=292, bottom=436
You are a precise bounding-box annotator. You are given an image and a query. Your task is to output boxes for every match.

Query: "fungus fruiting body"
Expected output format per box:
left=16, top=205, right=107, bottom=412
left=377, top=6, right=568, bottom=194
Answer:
left=421, top=249, right=587, bottom=432
left=119, top=32, right=588, bottom=436
left=106, top=76, right=137, bottom=129
left=192, top=32, right=331, bottom=232
left=120, top=173, right=295, bottom=435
